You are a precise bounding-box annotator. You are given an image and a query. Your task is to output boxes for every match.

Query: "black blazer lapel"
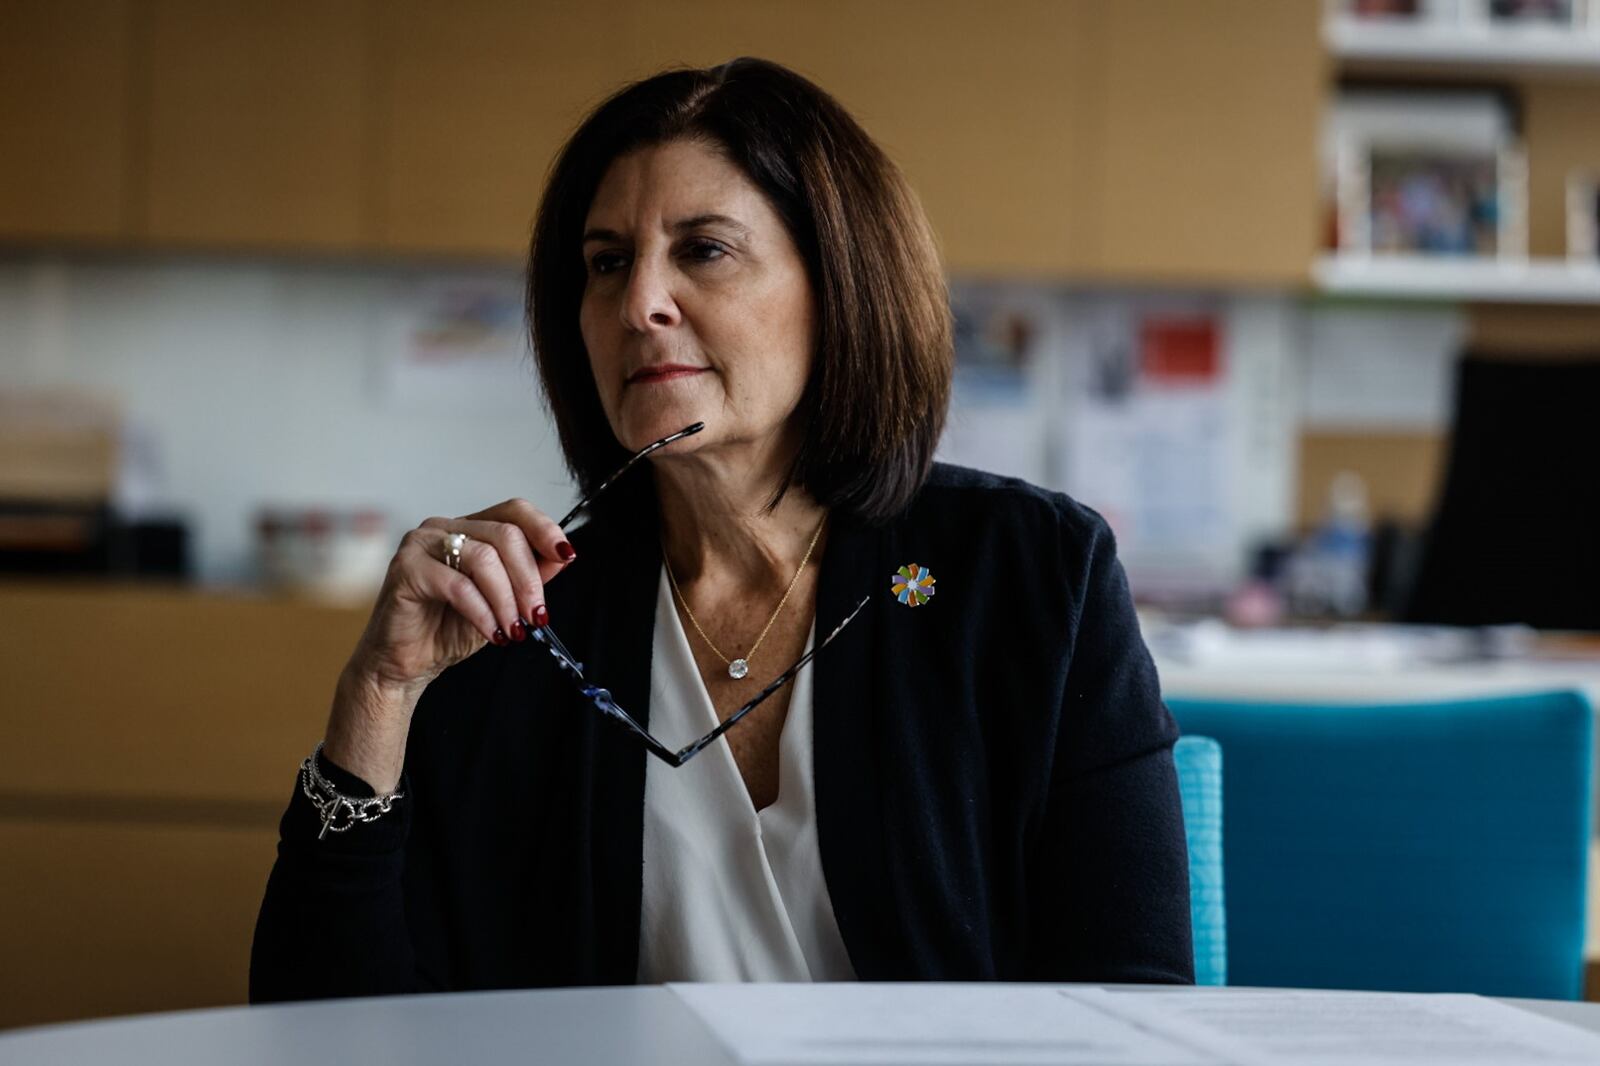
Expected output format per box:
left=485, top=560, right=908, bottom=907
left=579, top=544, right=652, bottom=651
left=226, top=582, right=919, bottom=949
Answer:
left=568, top=469, right=661, bottom=984
left=813, top=508, right=906, bottom=979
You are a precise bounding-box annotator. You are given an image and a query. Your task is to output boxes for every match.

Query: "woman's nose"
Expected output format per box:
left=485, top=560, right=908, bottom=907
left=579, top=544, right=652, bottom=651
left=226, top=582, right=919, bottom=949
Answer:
left=620, top=255, right=681, bottom=332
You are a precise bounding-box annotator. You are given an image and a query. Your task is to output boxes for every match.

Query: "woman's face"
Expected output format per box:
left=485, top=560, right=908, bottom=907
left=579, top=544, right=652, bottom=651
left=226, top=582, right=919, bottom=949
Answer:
left=578, top=138, right=816, bottom=463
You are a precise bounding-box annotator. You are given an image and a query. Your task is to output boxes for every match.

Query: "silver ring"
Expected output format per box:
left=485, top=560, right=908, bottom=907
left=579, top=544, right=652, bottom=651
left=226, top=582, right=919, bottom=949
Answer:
left=443, top=531, right=468, bottom=571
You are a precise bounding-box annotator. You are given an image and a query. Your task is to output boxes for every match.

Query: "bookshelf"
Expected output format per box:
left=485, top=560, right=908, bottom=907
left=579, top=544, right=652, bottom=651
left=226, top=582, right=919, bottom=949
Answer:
left=1314, top=253, right=1600, bottom=303
left=1327, top=13, right=1600, bottom=78
left=1318, top=6, right=1600, bottom=304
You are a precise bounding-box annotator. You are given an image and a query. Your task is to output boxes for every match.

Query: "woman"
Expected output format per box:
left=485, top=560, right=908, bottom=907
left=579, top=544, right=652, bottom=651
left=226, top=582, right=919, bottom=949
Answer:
left=250, top=56, right=1192, bottom=1000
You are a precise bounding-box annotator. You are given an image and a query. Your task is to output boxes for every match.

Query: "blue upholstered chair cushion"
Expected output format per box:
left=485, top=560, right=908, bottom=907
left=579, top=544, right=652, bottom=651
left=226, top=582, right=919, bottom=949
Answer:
left=1168, top=689, right=1594, bottom=999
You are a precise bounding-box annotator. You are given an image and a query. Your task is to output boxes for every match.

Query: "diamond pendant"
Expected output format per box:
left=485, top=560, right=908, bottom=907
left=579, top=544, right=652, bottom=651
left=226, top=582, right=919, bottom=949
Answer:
left=728, top=658, right=749, bottom=680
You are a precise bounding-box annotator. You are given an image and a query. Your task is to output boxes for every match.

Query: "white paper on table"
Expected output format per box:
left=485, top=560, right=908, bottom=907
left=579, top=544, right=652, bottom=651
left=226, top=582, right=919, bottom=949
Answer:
left=1065, top=988, right=1600, bottom=1066
left=666, top=982, right=1223, bottom=1066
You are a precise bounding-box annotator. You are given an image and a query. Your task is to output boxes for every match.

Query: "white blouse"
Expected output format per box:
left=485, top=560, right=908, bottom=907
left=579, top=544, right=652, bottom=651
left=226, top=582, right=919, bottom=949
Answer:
left=636, top=564, right=857, bottom=983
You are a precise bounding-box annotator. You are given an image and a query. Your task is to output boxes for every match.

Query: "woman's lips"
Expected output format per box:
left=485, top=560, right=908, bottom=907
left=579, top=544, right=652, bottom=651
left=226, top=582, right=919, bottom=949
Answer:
left=627, top=366, right=708, bottom=385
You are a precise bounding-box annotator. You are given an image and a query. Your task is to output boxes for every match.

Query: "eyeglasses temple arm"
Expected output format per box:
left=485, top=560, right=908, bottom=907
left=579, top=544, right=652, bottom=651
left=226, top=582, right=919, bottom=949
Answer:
left=587, top=687, right=684, bottom=766
left=556, top=422, right=705, bottom=530
left=530, top=625, right=683, bottom=765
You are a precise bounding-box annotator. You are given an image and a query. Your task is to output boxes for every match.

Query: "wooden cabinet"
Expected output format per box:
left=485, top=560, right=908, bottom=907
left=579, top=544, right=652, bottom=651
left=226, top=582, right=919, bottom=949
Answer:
left=0, top=0, right=134, bottom=242
left=371, top=0, right=636, bottom=257
left=0, top=1, right=1326, bottom=281
left=2, top=583, right=363, bottom=803
left=0, top=0, right=375, bottom=252
left=627, top=0, right=1321, bottom=283
left=0, top=582, right=367, bottom=1029
left=139, top=0, right=374, bottom=250
left=627, top=1, right=1095, bottom=278
left=0, top=819, right=278, bottom=1030
left=847, top=0, right=1093, bottom=279
left=361, top=0, right=1325, bottom=281
left=1077, top=0, right=1325, bottom=286
left=1522, top=82, right=1600, bottom=262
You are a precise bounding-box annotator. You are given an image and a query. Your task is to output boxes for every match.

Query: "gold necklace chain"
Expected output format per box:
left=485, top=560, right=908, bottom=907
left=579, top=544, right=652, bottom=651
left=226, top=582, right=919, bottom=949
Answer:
left=664, top=513, right=827, bottom=680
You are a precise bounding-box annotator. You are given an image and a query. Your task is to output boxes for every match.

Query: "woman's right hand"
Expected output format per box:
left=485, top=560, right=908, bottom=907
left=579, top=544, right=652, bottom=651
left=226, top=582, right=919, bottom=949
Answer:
left=322, top=499, right=577, bottom=791
left=348, top=498, right=578, bottom=692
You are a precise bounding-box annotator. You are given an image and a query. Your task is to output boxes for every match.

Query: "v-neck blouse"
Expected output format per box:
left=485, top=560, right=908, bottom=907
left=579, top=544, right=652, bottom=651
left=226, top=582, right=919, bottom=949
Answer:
left=636, top=564, right=857, bottom=983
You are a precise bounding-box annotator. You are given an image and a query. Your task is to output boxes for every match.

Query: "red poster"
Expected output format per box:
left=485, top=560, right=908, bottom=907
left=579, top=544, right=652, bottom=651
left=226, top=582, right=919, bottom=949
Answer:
left=1139, top=317, right=1220, bottom=384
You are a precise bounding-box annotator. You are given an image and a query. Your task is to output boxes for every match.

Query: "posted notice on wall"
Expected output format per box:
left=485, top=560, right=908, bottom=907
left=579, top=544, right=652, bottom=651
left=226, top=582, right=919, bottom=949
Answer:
left=376, top=272, right=539, bottom=412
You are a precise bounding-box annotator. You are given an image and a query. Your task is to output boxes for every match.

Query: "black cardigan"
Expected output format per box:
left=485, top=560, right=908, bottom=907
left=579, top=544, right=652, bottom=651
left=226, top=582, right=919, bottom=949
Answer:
left=249, top=463, right=1194, bottom=1002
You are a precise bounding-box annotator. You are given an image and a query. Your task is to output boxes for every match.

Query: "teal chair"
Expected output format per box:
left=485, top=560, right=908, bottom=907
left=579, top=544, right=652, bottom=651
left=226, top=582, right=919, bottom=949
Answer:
left=1174, top=735, right=1227, bottom=986
left=1168, top=689, right=1594, bottom=999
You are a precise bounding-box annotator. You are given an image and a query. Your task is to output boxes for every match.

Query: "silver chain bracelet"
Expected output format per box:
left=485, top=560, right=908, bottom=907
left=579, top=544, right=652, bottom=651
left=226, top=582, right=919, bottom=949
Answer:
left=300, top=740, right=406, bottom=840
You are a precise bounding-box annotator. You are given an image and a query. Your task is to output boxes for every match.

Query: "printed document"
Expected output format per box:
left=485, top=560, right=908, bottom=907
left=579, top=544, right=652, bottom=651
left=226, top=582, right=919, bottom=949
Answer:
left=669, top=983, right=1217, bottom=1065
left=1070, top=988, right=1600, bottom=1066
left=668, top=983, right=1600, bottom=1066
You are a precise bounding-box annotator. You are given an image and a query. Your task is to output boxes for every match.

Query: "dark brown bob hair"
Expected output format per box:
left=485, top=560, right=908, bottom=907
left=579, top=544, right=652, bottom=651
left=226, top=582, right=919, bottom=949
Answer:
left=527, top=56, right=952, bottom=525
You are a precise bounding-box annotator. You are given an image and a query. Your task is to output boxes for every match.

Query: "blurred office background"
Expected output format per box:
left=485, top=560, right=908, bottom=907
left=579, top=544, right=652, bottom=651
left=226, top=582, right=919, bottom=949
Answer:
left=4, top=0, right=1600, bottom=1030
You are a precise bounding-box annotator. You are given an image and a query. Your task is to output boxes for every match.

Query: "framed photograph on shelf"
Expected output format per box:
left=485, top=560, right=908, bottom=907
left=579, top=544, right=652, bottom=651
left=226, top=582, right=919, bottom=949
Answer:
left=1327, top=87, right=1526, bottom=260
left=1568, top=170, right=1600, bottom=261
left=1375, top=146, right=1519, bottom=255
left=1336, top=141, right=1527, bottom=258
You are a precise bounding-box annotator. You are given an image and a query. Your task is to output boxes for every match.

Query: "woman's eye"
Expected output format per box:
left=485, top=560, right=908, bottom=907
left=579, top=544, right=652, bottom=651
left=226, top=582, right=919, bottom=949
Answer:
left=588, top=241, right=725, bottom=276
left=683, top=239, right=726, bottom=263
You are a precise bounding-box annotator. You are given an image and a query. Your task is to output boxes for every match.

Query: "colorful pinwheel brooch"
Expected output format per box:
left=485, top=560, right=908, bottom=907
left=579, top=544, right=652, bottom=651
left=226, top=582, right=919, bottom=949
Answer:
left=890, top=563, right=936, bottom=607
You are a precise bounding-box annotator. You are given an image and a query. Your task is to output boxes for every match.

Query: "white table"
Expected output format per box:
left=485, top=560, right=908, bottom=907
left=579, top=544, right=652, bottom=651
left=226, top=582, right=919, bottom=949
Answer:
left=2, top=986, right=1598, bottom=1065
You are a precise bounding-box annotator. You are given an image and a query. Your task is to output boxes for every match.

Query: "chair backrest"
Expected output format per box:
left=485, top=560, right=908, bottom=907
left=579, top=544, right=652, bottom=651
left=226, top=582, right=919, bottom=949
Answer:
left=1168, top=689, right=1595, bottom=999
left=1174, top=734, right=1227, bottom=986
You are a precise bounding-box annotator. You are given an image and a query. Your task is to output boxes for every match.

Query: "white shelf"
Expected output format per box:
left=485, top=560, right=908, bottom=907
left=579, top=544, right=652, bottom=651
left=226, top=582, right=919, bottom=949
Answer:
left=1327, top=16, right=1600, bottom=77
left=1314, top=253, right=1600, bottom=303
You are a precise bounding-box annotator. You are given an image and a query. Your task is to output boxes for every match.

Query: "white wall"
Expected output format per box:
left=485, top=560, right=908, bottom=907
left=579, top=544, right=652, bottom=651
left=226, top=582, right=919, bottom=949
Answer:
left=0, top=253, right=1462, bottom=592
left=0, top=254, right=576, bottom=584
left=1301, top=303, right=1463, bottom=431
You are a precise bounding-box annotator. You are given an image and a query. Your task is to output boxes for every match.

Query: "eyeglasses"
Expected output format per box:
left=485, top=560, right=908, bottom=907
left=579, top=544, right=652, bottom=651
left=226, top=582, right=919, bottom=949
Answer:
left=530, top=422, right=870, bottom=767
